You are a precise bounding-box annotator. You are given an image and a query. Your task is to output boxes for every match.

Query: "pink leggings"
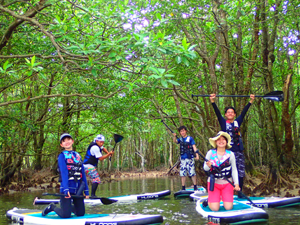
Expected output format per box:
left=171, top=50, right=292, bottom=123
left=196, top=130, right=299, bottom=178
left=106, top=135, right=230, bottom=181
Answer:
left=207, top=182, right=234, bottom=203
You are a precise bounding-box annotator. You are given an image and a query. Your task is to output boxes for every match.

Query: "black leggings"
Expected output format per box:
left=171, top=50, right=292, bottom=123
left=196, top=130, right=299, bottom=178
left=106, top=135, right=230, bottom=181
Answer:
left=239, top=177, right=244, bottom=191
left=53, top=196, right=85, bottom=218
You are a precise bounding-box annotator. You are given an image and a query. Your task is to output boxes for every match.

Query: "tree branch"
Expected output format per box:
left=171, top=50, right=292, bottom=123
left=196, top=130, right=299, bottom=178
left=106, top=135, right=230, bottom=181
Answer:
left=0, top=88, right=126, bottom=107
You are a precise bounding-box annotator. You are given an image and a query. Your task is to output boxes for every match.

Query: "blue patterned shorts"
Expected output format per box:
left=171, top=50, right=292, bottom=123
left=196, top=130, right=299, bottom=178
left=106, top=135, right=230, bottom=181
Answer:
left=180, top=158, right=196, bottom=177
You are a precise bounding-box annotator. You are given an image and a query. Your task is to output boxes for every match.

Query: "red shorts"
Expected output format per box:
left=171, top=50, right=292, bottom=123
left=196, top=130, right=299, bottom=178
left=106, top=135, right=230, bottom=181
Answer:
left=207, top=182, right=234, bottom=203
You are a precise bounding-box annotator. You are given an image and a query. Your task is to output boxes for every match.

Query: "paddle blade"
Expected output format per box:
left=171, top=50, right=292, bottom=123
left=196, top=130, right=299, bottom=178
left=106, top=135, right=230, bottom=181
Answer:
left=263, top=91, right=284, bottom=102
left=114, top=134, right=124, bottom=143
left=90, top=197, right=118, bottom=205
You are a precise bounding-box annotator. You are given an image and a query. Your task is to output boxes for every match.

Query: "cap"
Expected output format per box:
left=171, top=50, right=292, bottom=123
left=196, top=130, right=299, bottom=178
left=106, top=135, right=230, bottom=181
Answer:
left=60, top=133, right=73, bottom=142
left=94, top=134, right=105, bottom=142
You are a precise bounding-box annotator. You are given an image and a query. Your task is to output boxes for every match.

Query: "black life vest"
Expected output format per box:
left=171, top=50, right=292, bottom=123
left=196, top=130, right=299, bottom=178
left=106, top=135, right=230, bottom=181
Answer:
left=179, top=136, right=194, bottom=159
left=58, top=150, right=83, bottom=182
left=83, top=142, right=102, bottom=167
left=226, top=120, right=244, bottom=151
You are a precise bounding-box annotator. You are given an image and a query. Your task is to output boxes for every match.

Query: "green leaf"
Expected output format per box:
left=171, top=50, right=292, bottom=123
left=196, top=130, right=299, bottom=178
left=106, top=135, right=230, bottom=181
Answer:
left=157, top=48, right=166, bottom=53
left=168, top=80, right=180, bottom=86
left=91, top=69, right=97, bottom=77
left=55, top=15, right=61, bottom=23
left=188, top=44, right=197, bottom=51
left=176, top=56, right=181, bottom=64
left=161, top=79, right=168, bottom=87
left=157, top=68, right=165, bottom=74
left=94, top=31, right=104, bottom=37
left=182, top=56, right=189, bottom=66
left=31, top=55, right=36, bottom=66
left=124, top=0, right=129, bottom=5
left=182, top=37, right=190, bottom=50
left=3, top=60, right=12, bottom=71
left=156, top=13, right=162, bottom=20
left=148, top=75, right=161, bottom=79
left=117, top=37, right=129, bottom=43
left=83, top=15, right=90, bottom=24
left=119, top=4, right=124, bottom=12
left=109, top=52, right=117, bottom=58
left=149, top=67, right=159, bottom=74
left=67, top=46, right=80, bottom=50
left=164, top=74, right=175, bottom=78
left=135, top=42, right=144, bottom=46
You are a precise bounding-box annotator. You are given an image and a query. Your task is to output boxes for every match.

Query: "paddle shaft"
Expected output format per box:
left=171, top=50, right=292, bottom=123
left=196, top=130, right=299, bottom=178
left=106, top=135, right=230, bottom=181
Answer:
left=198, top=153, right=256, bottom=206
left=42, top=193, right=117, bottom=205
left=161, top=120, right=175, bottom=134
left=109, top=143, right=117, bottom=161
left=192, top=94, right=264, bottom=97
left=191, top=91, right=284, bottom=102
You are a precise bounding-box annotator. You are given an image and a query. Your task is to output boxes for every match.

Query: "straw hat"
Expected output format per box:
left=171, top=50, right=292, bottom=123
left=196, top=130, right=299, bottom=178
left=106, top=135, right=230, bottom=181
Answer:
left=209, top=131, right=232, bottom=149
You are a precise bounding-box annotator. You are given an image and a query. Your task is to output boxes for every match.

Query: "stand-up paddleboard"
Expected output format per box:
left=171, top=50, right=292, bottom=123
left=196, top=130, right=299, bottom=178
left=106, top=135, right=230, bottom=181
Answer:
left=196, top=200, right=268, bottom=224
left=189, top=192, right=208, bottom=202
left=174, top=186, right=206, bottom=198
left=34, top=190, right=171, bottom=205
left=236, top=195, right=300, bottom=208
left=6, top=208, right=164, bottom=225
left=190, top=192, right=300, bottom=208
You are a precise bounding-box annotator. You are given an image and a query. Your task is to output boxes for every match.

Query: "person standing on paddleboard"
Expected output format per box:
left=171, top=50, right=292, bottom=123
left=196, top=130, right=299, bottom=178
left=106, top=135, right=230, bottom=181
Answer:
left=83, top=134, right=114, bottom=197
left=173, top=126, right=200, bottom=191
left=210, top=93, right=255, bottom=197
left=42, top=133, right=89, bottom=218
left=204, top=131, right=240, bottom=211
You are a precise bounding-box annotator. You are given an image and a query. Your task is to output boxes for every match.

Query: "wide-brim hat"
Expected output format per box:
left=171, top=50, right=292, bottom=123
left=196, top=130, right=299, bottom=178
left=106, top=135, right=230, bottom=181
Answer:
left=209, top=131, right=232, bottom=149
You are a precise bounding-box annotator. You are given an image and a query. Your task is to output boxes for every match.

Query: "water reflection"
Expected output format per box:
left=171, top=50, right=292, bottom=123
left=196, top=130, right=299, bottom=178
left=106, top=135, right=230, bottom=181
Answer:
left=1, top=176, right=300, bottom=224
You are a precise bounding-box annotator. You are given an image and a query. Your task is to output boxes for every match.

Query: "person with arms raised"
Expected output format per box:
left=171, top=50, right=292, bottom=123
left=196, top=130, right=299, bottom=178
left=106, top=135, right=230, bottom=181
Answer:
left=210, top=94, right=255, bottom=196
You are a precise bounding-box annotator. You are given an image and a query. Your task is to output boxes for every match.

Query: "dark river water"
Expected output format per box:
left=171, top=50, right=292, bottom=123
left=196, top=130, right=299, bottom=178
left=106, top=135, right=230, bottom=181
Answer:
left=1, top=176, right=300, bottom=224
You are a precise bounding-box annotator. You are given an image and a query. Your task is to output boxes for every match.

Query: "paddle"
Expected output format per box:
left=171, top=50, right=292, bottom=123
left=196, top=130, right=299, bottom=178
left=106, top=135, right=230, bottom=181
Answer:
left=198, top=153, right=257, bottom=207
left=161, top=120, right=176, bottom=134
left=191, top=91, right=284, bottom=102
left=110, top=134, right=124, bottom=161
left=42, top=193, right=117, bottom=205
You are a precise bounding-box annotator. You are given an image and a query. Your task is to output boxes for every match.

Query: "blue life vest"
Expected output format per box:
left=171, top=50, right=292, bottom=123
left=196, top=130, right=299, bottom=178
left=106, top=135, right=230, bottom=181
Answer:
left=59, top=150, right=83, bottom=182
left=226, top=120, right=244, bottom=151
left=83, top=142, right=102, bottom=167
left=179, top=136, right=194, bottom=159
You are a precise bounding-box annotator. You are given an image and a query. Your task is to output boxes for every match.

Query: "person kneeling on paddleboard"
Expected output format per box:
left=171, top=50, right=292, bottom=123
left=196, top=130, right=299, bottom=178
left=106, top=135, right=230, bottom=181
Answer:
left=203, top=131, right=240, bottom=211
left=42, top=133, right=89, bottom=218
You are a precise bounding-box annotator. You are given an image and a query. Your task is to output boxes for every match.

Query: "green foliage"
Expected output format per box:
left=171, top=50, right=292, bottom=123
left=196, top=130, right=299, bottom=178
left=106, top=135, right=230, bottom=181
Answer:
left=0, top=0, right=299, bottom=182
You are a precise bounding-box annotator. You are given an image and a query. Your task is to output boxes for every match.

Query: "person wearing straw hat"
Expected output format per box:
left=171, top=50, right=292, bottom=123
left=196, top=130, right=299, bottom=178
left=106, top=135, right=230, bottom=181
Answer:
left=210, top=94, right=255, bottom=197
left=203, top=131, right=240, bottom=211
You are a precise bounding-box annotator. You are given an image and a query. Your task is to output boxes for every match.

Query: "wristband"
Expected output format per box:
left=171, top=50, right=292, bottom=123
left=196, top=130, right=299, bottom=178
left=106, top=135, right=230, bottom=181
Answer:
left=195, top=150, right=200, bottom=155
